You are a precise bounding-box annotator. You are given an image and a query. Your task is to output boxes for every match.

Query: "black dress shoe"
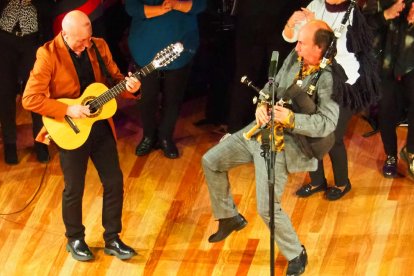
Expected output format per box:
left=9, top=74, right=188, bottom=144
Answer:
left=104, top=237, right=137, bottom=260
left=4, top=143, right=18, bottom=165
left=208, top=214, right=248, bottom=243
left=135, top=136, right=156, bottom=156
left=400, top=146, right=414, bottom=180
left=325, top=181, right=351, bottom=201
left=35, top=142, right=50, bottom=163
left=158, top=138, right=179, bottom=159
left=295, top=181, right=327, bottom=197
left=382, top=155, right=397, bottom=178
left=286, top=245, right=308, bottom=276
left=66, top=239, right=94, bottom=261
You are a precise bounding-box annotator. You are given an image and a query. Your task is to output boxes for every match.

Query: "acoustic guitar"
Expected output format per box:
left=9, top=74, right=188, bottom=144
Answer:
left=42, top=42, right=184, bottom=150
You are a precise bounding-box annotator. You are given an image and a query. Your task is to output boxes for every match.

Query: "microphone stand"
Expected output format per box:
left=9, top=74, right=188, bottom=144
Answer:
left=260, top=76, right=278, bottom=276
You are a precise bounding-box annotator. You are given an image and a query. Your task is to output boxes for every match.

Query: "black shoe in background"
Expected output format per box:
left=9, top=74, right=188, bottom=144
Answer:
left=296, top=181, right=327, bottom=197
left=158, top=138, right=179, bottom=159
left=4, top=143, right=18, bottom=165
left=382, top=155, right=397, bottom=178
left=208, top=214, right=248, bottom=243
left=135, top=136, right=157, bottom=156
left=325, top=181, right=351, bottom=201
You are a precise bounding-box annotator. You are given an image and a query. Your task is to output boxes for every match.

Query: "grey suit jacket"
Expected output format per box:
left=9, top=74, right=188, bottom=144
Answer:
left=260, top=50, right=339, bottom=173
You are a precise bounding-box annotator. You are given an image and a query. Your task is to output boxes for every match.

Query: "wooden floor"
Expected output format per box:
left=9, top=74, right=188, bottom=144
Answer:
left=1, top=96, right=413, bottom=276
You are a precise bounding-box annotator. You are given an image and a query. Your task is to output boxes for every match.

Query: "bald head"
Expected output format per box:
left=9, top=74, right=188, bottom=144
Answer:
left=301, top=20, right=332, bottom=36
left=295, top=20, right=334, bottom=66
left=61, top=11, right=92, bottom=55
left=62, top=10, right=91, bottom=33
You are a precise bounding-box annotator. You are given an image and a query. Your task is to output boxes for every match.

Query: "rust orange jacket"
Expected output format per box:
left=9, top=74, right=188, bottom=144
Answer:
left=22, top=34, right=138, bottom=144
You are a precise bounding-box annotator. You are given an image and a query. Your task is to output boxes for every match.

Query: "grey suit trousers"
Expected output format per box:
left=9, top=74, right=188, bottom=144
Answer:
left=202, top=124, right=303, bottom=260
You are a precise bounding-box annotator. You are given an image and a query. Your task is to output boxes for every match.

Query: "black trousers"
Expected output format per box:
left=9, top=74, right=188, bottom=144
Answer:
left=379, top=70, right=414, bottom=155
left=309, top=106, right=353, bottom=186
left=202, top=28, right=235, bottom=125
left=59, top=120, right=123, bottom=242
left=0, top=30, right=43, bottom=144
left=137, top=63, right=192, bottom=139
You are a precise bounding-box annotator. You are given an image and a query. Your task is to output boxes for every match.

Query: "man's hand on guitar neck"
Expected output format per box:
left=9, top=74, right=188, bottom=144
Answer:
left=125, top=72, right=141, bottom=93
left=66, top=105, right=91, bottom=119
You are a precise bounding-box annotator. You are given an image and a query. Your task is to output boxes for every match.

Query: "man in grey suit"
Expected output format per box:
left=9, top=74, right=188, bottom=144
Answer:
left=201, top=20, right=339, bottom=276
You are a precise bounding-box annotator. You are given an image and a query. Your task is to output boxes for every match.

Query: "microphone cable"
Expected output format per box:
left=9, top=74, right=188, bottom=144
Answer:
left=0, top=160, right=49, bottom=216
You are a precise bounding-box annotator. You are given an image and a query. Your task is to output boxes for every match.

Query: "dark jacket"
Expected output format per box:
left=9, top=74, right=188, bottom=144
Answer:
left=364, top=0, right=414, bottom=77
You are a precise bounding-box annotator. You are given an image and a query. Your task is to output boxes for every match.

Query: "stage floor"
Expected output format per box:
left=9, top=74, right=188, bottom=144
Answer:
left=0, top=96, right=413, bottom=275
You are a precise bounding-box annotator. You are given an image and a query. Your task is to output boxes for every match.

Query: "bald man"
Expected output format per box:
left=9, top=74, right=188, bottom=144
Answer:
left=202, top=20, right=339, bottom=276
left=23, top=11, right=141, bottom=261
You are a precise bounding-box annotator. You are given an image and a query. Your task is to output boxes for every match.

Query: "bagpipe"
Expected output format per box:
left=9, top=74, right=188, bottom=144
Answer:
left=241, top=75, right=335, bottom=159
left=242, top=0, right=357, bottom=159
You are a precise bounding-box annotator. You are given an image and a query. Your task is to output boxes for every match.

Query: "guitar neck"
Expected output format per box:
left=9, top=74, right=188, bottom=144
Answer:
left=89, top=42, right=183, bottom=110
left=90, top=63, right=156, bottom=109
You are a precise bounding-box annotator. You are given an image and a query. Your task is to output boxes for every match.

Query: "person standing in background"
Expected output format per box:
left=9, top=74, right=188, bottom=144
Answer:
left=284, top=0, right=380, bottom=200
left=126, top=0, right=206, bottom=159
left=364, top=0, right=414, bottom=180
left=0, top=0, right=53, bottom=164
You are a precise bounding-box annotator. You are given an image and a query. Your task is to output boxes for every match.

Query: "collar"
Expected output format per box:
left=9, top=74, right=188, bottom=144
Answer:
left=295, top=56, right=321, bottom=83
left=325, top=1, right=350, bottom=12
left=61, top=33, right=88, bottom=58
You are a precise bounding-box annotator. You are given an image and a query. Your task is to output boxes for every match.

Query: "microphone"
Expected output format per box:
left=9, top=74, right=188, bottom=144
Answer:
left=268, top=51, right=279, bottom=82
left=240, top=76, right=269, bottom=100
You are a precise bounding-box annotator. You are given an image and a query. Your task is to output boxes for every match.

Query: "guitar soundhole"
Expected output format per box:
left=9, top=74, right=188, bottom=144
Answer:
left=82, top=97, right=101, bottom=118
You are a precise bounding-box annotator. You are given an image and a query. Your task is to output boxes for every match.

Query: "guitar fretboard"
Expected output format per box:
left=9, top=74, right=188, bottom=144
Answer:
left=88, top=63, right=155, bottom=111
left=87, top=42, right=183, bottom=111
